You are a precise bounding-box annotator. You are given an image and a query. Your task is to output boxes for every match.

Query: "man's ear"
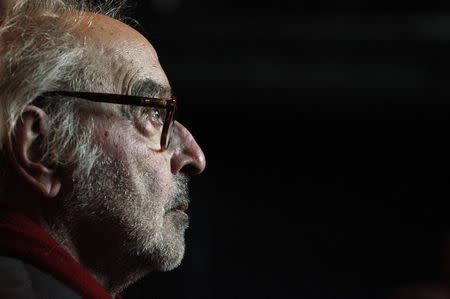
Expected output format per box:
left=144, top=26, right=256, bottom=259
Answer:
left=5, top=105, right=61, bottom=198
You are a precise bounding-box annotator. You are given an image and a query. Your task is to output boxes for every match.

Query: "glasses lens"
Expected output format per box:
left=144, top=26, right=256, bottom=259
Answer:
left=161, top=101, right=176, bottom=150
left=163, top=119, right=175, bottom=149
left=151, top=107, right=167, bottom=129
left=140, top=100, right=175, bottom=151
left=139, top=106, right=167, bottom=151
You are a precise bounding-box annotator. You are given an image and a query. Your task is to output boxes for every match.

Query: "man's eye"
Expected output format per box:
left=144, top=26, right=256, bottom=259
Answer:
left=144, top=107, right=164, bottom=127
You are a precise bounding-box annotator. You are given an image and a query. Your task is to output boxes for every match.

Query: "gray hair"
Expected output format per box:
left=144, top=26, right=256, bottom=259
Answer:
left=0, top=0, right=126, bottom=196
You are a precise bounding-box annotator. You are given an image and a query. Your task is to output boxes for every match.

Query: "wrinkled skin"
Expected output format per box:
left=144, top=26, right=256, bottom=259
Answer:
left=2, top=10, right=206, bottom=296
left=52, top=12, right=206, bottom=294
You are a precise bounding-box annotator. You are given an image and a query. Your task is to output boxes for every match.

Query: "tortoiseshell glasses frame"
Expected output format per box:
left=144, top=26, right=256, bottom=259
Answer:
left=38, top=91, right=177, bottom=150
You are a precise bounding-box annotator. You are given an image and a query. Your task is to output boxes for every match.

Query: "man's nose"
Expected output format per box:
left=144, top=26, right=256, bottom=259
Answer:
left=170, top=121, right=206, bottom=175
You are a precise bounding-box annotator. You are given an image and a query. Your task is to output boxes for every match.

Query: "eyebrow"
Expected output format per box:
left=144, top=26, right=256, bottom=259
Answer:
left=130, top=79, right=172, bottom=99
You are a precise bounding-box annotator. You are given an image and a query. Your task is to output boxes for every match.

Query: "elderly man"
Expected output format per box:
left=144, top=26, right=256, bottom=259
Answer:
left=0, top=0, right=205, bottom=298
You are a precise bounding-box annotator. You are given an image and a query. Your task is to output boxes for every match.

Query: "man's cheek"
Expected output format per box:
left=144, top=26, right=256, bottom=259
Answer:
left=93, top=119, right=136, bottom=158
left=138, top=160, right=170, bottom=197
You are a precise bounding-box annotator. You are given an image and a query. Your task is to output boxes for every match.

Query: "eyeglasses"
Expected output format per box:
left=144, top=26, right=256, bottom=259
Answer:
left=38, top=91, right=177, bottom=151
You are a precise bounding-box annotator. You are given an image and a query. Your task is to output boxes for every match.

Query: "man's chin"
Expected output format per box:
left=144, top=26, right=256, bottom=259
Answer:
left=142, top=245, right=185, bottom=272
left=157, top=256, right=184, bottom=272
left=134, top=235, right=186, bottom=272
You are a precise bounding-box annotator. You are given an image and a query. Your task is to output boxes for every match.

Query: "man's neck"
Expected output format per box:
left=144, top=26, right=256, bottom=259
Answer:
left=0, top=207, right=123, bottom=299
left=2, top=192, right=152, bottom=295
left=43, top=218, right=150, bottom=295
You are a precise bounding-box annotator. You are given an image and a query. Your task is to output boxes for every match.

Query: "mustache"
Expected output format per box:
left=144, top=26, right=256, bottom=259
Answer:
left=165, top=174, right=190, bottom=211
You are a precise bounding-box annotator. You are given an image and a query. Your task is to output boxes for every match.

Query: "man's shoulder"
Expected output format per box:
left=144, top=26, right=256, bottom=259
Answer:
left=0, top=255, right=82, bottom=299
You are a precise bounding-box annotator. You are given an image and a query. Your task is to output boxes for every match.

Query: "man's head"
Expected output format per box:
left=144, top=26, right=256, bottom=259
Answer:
left=0, top=0, right=205, bottom=293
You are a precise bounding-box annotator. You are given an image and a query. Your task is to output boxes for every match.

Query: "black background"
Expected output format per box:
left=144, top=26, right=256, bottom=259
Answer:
left=122, top=1, right=450, bottom=298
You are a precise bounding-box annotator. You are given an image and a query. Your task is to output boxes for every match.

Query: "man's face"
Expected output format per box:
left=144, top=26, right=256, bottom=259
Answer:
left=58, top=13, right=205, bottom=272
left=66, top=120, right=193, bottom=272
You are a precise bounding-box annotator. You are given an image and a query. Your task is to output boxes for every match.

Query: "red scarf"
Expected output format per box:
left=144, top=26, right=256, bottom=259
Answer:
left=0, top=209, right=122, bottom=299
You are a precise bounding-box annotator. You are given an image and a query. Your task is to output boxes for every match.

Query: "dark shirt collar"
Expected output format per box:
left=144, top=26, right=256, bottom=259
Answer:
left=0, top=208, right=122, bottom=299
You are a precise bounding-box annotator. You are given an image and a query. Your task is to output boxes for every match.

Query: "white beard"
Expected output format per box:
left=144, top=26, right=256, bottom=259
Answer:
left=59, top=152, right=190, bottom=274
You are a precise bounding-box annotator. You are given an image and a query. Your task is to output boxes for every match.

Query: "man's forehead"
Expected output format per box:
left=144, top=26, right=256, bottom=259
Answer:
left=70, top=12, right=158, bottom=59
left=67, top=11, right=171, bottom=95
left=72, top=13, right=151, bottom=48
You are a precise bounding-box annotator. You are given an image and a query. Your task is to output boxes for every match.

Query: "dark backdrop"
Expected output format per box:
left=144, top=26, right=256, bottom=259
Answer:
left=123, top=1, right=450, bottom=298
